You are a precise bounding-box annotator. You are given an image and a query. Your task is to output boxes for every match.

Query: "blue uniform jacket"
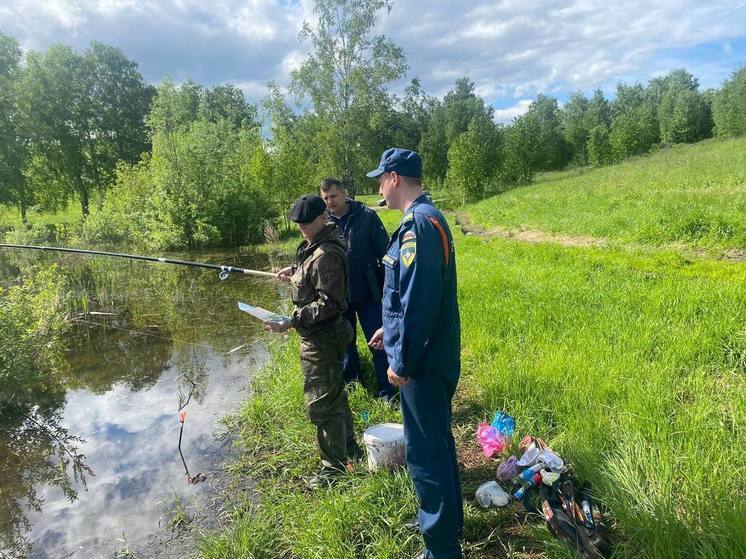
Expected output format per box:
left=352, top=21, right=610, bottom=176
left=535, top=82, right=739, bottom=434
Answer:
left=327, top=199, right=389, bottom=303
left=382, top=194, right=460, bottom=380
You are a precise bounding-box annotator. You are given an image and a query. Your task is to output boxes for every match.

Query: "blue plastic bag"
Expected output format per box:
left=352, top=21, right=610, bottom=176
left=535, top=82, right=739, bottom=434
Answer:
left=491, top=412, right=515, bottom=436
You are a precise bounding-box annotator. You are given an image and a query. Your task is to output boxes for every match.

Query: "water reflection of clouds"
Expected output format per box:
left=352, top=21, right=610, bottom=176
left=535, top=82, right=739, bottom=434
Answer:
left=24, top=343, right=267, bottom=559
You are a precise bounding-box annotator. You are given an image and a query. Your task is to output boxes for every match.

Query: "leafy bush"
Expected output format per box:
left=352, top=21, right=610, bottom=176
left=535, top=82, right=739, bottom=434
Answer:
left=0, top=266, right=69, bottom=409
left=446, top=117, right=500, bottom=203
left=82, top=120, right=274, bottom=250
left=659, top=88, right=713, bottom=144
left=2, top=222, right=75, bottom=245
left=81, top=157, right=179, bottom=249
left=610, top=103, right=659, bottom=159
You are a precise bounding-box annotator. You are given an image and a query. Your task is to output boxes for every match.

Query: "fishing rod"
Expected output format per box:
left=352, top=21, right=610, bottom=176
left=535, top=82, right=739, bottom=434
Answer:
left=0, top=243, right=276, bottom=281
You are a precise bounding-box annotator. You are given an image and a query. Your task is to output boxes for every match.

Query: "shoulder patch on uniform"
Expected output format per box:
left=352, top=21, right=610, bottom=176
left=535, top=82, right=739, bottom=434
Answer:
left=402, top=230, right=416, bottom=242
left=400, top=242, right=416, bottom=267
left=402, top=213, right=414, bottom=223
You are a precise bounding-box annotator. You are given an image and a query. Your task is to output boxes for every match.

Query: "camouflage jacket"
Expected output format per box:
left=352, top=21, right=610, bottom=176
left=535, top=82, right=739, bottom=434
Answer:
left=290, top=223, right=348, bottom=335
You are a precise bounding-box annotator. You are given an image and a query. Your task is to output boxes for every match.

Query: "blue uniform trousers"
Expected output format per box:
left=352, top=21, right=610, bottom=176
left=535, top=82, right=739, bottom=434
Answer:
left=342, top=300, right=394, bottom=398
left=401, top=371, right=463, bottom=559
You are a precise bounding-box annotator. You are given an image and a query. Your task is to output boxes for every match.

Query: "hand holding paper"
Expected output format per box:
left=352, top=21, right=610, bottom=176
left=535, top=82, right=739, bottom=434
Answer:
left=238, top=301, right=292, bottom=332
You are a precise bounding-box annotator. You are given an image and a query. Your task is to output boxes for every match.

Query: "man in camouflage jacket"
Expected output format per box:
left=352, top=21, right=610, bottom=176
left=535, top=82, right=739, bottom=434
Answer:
left=272, top=194, right=359, bottom=486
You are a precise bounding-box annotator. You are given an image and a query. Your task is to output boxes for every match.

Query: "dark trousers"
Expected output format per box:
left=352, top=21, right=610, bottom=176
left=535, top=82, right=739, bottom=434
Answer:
left=300, top=320, right=355, bottom=468
left=342, top=300, right=394, bottom=398
left=401, top=372, right=463, bottom=559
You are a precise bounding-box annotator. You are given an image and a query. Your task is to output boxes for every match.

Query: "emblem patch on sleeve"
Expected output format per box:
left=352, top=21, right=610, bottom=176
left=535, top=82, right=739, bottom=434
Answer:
left=402, top=230, right=416, bottom=242
left=400, top=240, right=416, bottom=266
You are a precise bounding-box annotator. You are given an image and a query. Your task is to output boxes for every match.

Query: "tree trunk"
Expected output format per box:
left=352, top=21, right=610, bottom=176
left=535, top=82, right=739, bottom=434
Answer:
left=19, top=181, right=28, bottom=223
left=343, top=173, right=355, bottom=199
left=80, top=188, right=90, bottom=219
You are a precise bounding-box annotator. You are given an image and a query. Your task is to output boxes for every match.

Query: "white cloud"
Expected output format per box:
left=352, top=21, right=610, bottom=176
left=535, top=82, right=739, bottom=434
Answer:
left=383, top=0, right=746, bottom=99
left=2, top=0, right=745, bottom=106
left=3, top=0, right=307, bottom=92
left=493, top=99, right=532, bottom=124
left=235, top=79, right=273, bottom=99
left=281, top=48, right=307, bottom=75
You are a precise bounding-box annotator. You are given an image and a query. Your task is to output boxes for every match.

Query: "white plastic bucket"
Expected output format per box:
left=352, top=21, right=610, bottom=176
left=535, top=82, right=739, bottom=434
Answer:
left=363, top=423, right=406, bottom=471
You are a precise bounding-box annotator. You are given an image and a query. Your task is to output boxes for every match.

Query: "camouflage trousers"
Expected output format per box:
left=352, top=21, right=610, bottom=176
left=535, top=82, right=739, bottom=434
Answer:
left=299, top=318, right=355, bottom=468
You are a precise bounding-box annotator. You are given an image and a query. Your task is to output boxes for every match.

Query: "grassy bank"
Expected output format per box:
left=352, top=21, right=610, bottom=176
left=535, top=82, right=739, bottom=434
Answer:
left=464, top=137, right=746, bottom=252
left=457, top=236, right=745, bottom=557
left=0, top=204, right=83, bottom=229
left=197, top=196, right=745, bottom=557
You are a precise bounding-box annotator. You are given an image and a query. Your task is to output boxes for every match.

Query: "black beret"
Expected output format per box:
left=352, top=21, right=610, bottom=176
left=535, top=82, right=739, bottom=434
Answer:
left=289, top=194, right=327, bottom=224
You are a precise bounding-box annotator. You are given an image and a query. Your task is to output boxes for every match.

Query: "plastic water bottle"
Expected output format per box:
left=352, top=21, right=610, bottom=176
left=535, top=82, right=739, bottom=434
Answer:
left=513, top=473, right=542, bottom=500
left=580, top=499, right=595, bottom=529
left=516, top=463, right=544, bottom=482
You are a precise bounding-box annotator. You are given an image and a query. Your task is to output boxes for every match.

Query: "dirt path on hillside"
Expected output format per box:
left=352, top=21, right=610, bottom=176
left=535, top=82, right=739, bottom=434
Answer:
left=455, top=213, right=746, bottom=263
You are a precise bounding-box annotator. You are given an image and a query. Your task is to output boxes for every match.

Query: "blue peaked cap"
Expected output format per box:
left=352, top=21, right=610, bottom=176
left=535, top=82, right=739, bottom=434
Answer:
left=366, top=148, right=422, bottom=178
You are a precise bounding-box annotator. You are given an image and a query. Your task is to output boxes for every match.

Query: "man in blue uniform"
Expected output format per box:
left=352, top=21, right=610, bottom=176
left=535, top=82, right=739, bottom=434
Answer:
left=367, top=148, right=463, bottom=559
left=320, top=177, right=394, bottom=399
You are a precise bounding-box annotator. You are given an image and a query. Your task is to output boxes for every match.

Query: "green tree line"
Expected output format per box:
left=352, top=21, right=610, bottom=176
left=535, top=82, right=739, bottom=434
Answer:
left=2, top=0, right=746, bottom=249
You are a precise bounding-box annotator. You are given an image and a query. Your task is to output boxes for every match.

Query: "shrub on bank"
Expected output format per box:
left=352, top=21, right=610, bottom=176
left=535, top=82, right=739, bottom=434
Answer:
left=0, top=267, right=69, bottom=409
left=81, top=120, right=274, bottom=251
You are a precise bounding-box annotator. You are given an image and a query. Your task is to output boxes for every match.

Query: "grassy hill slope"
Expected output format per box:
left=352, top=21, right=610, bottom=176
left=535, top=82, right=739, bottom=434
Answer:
left=465, top=137, right=746, bottom=252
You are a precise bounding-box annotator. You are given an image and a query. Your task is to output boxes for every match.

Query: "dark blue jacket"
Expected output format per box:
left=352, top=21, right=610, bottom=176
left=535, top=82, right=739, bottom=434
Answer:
left=381, top=195, right=460, bottom=380
left=327, top=199, right=389, bottom=303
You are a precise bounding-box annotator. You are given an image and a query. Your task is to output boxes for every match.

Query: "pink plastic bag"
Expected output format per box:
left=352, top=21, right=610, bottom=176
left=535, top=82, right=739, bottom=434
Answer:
left=476, top=422, right=506, bottom=458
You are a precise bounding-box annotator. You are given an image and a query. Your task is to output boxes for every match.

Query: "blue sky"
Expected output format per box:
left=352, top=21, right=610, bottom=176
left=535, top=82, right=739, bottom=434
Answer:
left=2, top=0, right=745, bottom=122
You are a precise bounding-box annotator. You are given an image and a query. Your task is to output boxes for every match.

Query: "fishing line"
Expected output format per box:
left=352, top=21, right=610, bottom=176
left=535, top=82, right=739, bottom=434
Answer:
left=72, top=317, right=219, bottom=351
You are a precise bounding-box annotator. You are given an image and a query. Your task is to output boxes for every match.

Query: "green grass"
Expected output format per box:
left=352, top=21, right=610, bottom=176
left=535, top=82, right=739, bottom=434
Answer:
left=465, top=137, right=746, bottom=252
left=0, top=203, right=83, bottom=229
left=356, top=193, right=383, bottom=207
left=457, top=235, right=745, bottom=558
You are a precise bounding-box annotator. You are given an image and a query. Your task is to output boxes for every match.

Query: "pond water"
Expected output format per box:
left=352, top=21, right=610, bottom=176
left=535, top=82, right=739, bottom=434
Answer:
left=0, top=248, right=288, bottom=558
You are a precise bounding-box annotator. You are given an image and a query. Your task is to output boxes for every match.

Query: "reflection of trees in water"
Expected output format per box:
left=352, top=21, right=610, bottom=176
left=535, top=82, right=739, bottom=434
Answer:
left=63, top=252, right=275, bottom=349
left=175, top=338, right=209, bottom=411
left=0, top=263, right=88, bottom=557
left=0, top=259, right=20, bottom=286
left=65, top=324, right=173, bottom=393
left=0, top=403, right=92, bottom=559
left=7, top=248, right=278, bottom=359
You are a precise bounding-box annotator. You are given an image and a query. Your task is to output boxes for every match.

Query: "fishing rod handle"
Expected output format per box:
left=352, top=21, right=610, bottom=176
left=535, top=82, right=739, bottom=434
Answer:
left=242, top=269, right=277, bottom=278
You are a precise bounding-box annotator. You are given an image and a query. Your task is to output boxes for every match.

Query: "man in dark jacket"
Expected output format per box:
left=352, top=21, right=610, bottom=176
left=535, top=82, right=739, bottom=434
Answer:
left=272, top=194, right=360, bottom=487
left=320, top=177, right=394, bottom=399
